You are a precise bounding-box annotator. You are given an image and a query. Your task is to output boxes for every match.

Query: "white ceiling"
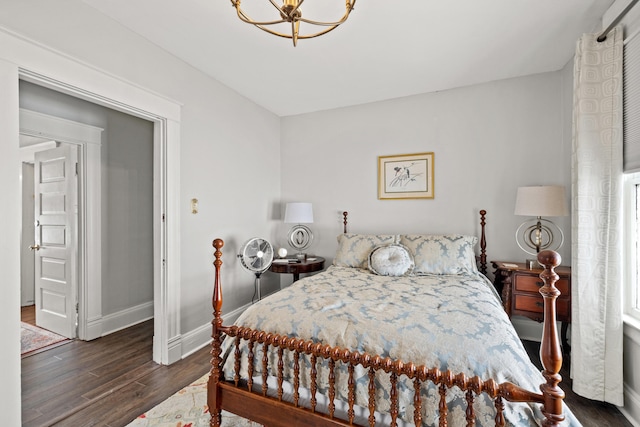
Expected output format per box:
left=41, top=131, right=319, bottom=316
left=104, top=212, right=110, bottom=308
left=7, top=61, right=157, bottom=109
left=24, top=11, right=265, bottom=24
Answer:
left=34, top=1, right=621, bottom=116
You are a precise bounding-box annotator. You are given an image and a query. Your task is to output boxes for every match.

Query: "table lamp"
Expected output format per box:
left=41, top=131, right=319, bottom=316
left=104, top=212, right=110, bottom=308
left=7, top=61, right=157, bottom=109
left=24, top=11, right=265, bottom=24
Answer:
left=514, top=185, right=568, bottom=262
left=284, top=202, right=314, bottom=260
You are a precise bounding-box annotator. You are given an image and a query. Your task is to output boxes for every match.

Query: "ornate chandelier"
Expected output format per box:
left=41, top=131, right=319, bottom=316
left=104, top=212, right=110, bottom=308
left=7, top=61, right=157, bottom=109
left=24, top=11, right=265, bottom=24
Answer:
left=230, top=0, right=356, bottom=47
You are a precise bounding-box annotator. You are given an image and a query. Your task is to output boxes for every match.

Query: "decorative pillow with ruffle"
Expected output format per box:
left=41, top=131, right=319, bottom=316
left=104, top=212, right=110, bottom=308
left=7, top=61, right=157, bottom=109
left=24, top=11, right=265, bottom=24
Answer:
left=368, top=244, right=414, bottom=276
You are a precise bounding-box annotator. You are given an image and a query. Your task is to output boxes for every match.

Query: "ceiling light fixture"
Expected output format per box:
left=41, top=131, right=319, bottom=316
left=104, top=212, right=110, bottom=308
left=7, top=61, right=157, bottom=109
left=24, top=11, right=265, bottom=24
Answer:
left=230, top=0, right=356, bottom=47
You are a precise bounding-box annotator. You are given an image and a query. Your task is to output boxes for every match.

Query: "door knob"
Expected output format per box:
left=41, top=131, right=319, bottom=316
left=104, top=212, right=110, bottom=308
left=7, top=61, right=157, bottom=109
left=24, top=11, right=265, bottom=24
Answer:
left=29, top=244, right=41, bottom=251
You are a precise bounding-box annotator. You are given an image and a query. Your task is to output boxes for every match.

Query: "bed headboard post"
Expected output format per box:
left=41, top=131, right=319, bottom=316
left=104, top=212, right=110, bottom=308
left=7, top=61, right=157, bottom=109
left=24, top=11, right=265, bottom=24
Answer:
left=537, top=250, right=565, bottom=427
left=212, top=239, right=224, bottom=328
left=208, top=238, right=224, bottom=427
left=479, top=210, right=487, bottom=275
left=343, top=211, right=349, bottom=234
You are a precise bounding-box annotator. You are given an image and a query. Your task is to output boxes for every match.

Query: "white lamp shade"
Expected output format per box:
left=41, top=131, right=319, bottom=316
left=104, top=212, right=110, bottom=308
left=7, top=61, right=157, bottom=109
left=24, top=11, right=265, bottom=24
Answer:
left=514, top=185, right=569, bottom=217
left=284, top=202, right=314, bottom=223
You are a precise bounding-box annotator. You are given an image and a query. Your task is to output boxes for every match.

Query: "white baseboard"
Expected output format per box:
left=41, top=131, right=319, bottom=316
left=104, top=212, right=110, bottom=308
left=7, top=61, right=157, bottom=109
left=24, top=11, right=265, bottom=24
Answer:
left=100, top=301, right=154, bottom=336
left=167, top=334, right=183, bottom=365
left=180, top=301, right=252, bottom=359
left=622, top=383, right=640, bottom=427
left=84, top=316, right=103, bottom=340
left=179, top=322, right=212, bottom=360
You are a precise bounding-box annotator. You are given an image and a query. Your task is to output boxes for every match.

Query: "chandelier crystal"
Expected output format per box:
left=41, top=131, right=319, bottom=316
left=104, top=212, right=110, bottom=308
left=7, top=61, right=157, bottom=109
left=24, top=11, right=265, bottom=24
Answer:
left=230, top=0, right=356, bottom=47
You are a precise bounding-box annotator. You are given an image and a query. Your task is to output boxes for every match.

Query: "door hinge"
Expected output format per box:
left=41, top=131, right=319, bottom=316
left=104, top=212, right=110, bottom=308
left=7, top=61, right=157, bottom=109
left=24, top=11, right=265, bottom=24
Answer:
left=76, top=302, right=79, bottom=313
left=75, top=162, right=79, bottom=176
left=162, top=259, right=166, bottom=267
left=162, top=213, right=165, bottom=222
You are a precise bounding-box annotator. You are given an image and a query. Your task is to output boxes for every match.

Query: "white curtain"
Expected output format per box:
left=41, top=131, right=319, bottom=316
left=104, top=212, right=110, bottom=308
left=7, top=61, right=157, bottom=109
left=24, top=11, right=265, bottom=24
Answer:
left=571, top=27, right=624, bottom=406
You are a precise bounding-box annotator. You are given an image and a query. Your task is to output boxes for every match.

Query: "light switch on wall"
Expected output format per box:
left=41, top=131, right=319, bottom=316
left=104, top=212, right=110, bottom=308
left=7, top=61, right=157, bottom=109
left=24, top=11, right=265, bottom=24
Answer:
left=191, top=198, right=198, bottom=214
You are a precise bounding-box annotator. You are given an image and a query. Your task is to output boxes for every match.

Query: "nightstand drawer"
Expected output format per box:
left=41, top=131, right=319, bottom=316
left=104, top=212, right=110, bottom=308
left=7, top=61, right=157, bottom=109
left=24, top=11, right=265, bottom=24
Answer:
left=513, top=294, right=570, bottom=317
left=492, top=260, right=572, bottom=358
left=514, top=274, right=570, bottom=296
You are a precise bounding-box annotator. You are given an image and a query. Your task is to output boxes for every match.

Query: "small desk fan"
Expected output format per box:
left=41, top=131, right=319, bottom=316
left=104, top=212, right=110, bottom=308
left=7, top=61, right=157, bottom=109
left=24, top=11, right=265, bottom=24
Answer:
left=237, top=237, right=274, bottom=302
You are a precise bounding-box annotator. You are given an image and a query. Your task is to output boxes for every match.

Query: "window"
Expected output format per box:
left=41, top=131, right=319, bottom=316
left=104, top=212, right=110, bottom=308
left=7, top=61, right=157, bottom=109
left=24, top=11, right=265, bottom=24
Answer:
left=625, top=173, right=640, bottom=321
left=623, top=18, right=640, bottom=323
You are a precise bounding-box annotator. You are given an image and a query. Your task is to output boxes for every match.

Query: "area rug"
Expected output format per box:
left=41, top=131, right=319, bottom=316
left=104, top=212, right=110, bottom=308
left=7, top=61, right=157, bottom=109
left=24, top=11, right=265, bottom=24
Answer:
left=21, top=322, right=68, bottom=356
left=126, top=373, right=262, bottom=427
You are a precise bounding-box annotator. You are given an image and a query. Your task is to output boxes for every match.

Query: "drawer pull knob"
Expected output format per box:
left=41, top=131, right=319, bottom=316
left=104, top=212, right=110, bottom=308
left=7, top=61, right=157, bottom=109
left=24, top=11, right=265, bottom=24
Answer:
left=535, top=301, right=544, bottom=308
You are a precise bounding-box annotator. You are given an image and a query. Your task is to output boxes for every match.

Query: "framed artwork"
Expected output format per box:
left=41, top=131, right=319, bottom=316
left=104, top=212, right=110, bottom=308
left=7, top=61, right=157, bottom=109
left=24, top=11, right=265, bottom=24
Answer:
left=378, top=152, right=434, bottom=200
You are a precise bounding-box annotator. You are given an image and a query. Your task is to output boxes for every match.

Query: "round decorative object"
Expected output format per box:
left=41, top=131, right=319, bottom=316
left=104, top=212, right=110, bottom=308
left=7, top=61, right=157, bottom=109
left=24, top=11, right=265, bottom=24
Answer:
left=515, top=218, right=564, bottom=256
left=277, top=247, right=288, bottom=258
left=368, top=244, right=414, bottom=276
left=288, top=224, right=313, bottom=251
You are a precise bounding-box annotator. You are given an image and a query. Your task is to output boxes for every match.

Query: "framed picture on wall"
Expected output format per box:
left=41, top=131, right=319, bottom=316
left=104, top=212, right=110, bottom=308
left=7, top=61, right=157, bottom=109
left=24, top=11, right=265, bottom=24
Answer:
left=378, top=152, right=434, bottom=200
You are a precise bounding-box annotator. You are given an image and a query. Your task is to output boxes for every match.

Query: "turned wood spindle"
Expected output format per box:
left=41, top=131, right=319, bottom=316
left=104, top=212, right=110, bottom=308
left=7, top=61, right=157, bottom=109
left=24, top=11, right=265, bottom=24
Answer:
left=310, top=354, right=318, bottom=412
left=343, top=211, right=349, bottom=234
left=413, top=377, right=423, bottom=426
left=368, top=367, right=376, bottom=427
left=277, top=347, right=284, bottom=401
left=328, top=358, right=336, bottom=418
left=479, top=209, right=487, bottom=275
left=347, top=364, right=356, bottom=423
left=293, top=350, right=300, bottom=407
left=537, top=250, right=566, bottom=427
left=262, top=342, right=269, bottom=396
left=234, top=336, right=241, bottom=386
left=390, top=372, right=398, bottom=427
left=209, top=238, right=225, bottom=427
left=247, top=341, right=254, bottom=392
left=495, top=396, right=505, bottom=427
left=438, top=382, right=448, bottom=427
left=465, top=389, right=475, bottom=427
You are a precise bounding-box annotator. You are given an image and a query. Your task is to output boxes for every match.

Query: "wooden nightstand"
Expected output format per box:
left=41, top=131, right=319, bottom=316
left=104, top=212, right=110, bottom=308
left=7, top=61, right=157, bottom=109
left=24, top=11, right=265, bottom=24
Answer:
left=269, top=257, right=325, bottom=282
left=491, top=261, right=572, bottom=355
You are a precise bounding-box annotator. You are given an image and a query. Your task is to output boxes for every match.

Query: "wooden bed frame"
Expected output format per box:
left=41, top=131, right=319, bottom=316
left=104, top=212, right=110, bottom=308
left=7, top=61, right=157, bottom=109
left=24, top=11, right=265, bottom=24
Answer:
left=207, top=210, right=565, bottom=427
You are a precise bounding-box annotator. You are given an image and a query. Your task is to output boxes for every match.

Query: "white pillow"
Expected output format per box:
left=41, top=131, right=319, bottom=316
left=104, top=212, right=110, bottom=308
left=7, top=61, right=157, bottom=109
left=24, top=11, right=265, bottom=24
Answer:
left=368, top=244, right=414, bottom=276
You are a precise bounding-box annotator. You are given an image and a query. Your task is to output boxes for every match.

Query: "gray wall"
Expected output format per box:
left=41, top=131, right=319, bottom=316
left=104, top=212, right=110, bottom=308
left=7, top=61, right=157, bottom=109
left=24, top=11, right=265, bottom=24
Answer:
left=1, top=4, right=282, bottom=422
left=280, top=71, right=572, bottom=269
left=19, top=81, right=154, bottom=318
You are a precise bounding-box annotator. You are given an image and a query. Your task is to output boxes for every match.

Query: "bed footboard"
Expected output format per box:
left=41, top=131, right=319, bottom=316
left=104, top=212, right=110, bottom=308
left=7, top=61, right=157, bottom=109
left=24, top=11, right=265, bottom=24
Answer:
left=208, top=239, right=565, bottom=427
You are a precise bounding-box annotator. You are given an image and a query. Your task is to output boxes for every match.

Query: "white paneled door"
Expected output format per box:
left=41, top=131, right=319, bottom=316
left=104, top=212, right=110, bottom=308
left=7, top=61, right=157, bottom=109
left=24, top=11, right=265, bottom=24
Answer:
left=33, top=144, right=77, bottom=339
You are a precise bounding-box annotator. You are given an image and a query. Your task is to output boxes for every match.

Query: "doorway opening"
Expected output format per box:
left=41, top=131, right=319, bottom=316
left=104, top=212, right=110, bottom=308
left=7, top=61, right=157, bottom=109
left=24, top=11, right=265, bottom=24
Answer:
left=19, top=80, right=155, bottom=349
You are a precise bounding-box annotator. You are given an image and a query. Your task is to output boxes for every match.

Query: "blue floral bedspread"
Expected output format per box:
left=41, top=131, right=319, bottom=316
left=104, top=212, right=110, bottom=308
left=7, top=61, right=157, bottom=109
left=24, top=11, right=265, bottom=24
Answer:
left=221, top=266, right=580, bottom=426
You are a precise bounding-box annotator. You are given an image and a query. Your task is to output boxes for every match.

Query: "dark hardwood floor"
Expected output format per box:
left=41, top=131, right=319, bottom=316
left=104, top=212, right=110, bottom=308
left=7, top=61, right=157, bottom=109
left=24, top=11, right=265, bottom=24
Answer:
left=21, top=319, right=211, bottom=427
left=21, top=304, right=631, bottom=426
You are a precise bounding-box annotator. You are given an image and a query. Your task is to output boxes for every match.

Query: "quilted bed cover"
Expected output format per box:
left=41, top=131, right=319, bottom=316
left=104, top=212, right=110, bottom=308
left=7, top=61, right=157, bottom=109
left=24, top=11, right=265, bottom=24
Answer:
left=220, top=266, right=580, bottom=426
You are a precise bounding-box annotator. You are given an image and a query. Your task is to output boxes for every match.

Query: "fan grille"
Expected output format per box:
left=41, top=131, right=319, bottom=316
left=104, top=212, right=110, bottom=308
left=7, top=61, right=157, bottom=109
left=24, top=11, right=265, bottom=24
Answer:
left=238, top=237, right=274, bottom=274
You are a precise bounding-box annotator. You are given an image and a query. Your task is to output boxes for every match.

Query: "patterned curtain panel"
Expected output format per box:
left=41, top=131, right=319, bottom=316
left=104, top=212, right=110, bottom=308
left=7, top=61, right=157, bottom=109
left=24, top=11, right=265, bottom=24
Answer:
left=571, top=27, right=624, bottom=406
